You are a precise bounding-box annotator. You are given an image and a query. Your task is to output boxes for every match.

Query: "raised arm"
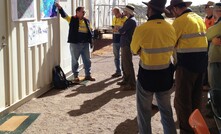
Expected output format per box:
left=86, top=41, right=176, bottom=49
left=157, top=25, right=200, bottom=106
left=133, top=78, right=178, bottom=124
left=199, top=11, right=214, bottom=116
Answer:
left=55, top=2, right=71, bottom=23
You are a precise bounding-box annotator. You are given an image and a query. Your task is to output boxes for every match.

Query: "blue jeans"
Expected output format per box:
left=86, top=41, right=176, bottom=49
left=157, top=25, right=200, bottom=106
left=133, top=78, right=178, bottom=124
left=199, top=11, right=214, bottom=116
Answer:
left=136, top=80, right=176, bottom=134
left=70, top=43, right=91, bottom=77
left=208, top=62, right=221, bottom=90
left=113, top=43, right=121, bottom=74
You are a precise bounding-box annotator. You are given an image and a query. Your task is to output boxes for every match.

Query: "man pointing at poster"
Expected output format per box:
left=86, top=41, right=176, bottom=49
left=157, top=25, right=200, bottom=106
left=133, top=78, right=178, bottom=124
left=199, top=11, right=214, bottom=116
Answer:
left=55, top=3, right=95, bottom=82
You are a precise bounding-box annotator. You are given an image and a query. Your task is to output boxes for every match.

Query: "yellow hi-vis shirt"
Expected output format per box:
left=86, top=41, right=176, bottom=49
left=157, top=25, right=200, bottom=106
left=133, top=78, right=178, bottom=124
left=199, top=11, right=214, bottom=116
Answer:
left=63, top=15, right=92, bottom=33
left=112, top=16, right=127, bottom=34
left=131, top=19, right=177, bottom=70
left=173, top=12, right=208, bottom=53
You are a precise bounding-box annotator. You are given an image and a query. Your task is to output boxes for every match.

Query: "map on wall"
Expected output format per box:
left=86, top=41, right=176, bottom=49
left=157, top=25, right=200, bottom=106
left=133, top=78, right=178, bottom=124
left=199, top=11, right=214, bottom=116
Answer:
left=11, top=0, right=36, bottom=21
left=40, top=0, right=58, bottom=19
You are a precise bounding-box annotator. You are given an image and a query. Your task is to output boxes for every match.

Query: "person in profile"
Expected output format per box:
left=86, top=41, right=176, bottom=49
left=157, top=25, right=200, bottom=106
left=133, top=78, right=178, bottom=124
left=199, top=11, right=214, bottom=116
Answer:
left=111, top=7, right=127, bottom=78
left=55, top=2, right=95, bottom=82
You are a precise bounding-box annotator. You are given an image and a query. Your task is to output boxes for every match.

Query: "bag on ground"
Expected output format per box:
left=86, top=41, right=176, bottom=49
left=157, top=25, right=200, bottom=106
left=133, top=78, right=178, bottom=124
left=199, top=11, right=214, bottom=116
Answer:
left=52, top=65, right=72, bottom=89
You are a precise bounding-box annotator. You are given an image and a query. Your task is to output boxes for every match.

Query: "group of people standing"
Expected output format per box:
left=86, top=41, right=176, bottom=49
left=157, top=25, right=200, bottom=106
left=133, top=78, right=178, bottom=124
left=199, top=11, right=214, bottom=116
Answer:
left=55, top=0, right=221, bottom=133
left=111, top=5, right=137, bottom=91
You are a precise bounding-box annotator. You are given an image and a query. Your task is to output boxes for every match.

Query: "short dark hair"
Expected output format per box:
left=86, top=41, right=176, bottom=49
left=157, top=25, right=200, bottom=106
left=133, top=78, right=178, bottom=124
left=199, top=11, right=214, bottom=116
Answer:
left=76, top=7, right=84, bottom=13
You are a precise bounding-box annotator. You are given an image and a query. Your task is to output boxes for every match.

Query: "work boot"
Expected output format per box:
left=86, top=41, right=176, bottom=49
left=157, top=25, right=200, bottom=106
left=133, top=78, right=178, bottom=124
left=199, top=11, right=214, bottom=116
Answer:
left=84, top=75, right=96, bottom=81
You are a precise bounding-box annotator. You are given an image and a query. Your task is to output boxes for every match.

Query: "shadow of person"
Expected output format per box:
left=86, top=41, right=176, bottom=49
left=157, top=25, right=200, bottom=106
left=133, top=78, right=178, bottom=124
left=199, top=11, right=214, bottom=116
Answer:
left=65, top=77, right=122, bottom=97
left=67, top=87, right=135, bottom=116
left=114, top=117, right=138, bottom=134
left=114, top=107, right=159, bottom=134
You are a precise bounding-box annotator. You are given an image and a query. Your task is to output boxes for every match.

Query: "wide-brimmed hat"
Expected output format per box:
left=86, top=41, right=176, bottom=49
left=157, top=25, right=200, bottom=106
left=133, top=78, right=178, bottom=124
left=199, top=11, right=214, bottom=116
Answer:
left=213, top=2, right=221, bottom=10
left=165, top=0, right=192, bottom=18
left=142, top=0, right=170, bottom=14
left=167, top=0, right=192, bottom=9
left=122, top=5, right=135, bottom=15
left=202, top=1, right=215, bottom=7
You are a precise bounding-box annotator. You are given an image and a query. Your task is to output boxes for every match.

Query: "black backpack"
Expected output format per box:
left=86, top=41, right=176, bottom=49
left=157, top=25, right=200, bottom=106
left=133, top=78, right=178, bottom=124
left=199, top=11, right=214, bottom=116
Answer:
left=52, top=65, right=73, bottom=89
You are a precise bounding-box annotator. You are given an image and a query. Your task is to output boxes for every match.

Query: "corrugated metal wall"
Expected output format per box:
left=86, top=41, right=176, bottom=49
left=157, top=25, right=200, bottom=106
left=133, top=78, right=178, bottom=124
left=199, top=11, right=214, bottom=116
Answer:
left=0, top=0, right=87, bottom=117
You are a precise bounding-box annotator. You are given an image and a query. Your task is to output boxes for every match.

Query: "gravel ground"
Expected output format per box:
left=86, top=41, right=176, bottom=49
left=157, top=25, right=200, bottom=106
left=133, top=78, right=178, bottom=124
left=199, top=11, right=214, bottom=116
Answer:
left=13, top=35, right=219, bottom=134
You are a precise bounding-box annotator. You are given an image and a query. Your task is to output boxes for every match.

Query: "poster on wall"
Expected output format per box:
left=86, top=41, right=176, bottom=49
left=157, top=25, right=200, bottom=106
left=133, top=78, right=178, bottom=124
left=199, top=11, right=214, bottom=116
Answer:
left=40, top=0, right=58, bottom=19
left=11, top=0, right=36, bottom=21
left=28, top=21, right=48, bottom=47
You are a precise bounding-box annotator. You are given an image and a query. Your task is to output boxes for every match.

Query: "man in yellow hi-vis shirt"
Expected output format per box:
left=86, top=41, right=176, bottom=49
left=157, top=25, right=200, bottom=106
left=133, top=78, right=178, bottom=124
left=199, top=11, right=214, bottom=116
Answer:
left=111, top=7, right=127, bottom=77
left=131, top=0, right=177, bottom=133
left=55, top=3, right=95, bottom=82
left=166, top=0, right=208, bottom=133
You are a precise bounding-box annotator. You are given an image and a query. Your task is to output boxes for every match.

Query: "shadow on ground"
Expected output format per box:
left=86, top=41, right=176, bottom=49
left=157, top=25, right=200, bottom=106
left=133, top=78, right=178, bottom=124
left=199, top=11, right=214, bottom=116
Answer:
left=65, top=77, right=122, bottom=97
left=67, top=87, right=135, bottom=116
left=114, top=108, right=160, bottom=134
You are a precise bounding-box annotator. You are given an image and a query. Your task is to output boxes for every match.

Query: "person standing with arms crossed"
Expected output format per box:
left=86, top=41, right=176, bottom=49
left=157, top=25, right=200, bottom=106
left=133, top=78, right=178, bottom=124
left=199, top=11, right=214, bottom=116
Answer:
left=206, top=2, right=221, bottom=91
left=55, top=3, right=95, bottom=82
left=202, top=1, right=215, bottom=90
left=166, top=0, right=208, bottom=133
left=117, top=5, right=137, bottom=90
left=111, top=7, right=127, bottom=78
left=131, top=0, right=177, bottom=133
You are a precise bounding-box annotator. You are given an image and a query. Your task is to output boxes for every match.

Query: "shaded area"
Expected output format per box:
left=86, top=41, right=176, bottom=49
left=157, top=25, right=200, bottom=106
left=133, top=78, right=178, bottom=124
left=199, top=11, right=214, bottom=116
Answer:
left=93, top=34, right=112, bottom=52
left=67, top=87, right=135, bottom=116
left=201, top=91, right=220, bottom=134
left=114, top=117, right=138, bottom=134
left=66, top=77, right=121, bottom=97
left=114, top=107, right=160, bottom=134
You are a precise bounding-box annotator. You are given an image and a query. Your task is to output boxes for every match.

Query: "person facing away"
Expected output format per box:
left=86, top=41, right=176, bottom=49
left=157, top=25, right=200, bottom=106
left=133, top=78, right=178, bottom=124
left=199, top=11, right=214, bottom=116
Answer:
left=204, top=1, right=215, bottom=29
left=130, top=0, right=177, bottom=133
left=55, top=3, right=95, bottom=82
left=116, top=5, right=137, bottom=90
left=166, top=0, right=208, bottom=133
left=202, top=1, right=215, bottom=89
left=206, top=2, right=221, bottom=90
left=111, top=7, right=127, bottom=78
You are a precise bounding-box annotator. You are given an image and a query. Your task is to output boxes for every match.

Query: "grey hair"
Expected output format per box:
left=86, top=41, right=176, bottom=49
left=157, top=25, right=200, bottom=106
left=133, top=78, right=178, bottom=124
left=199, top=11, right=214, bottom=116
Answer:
left=112, top=6, right=122, bottom=14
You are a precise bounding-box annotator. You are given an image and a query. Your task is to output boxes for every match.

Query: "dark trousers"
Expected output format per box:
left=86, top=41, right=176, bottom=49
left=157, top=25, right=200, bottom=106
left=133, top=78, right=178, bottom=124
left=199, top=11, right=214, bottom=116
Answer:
left=175, top=66, right=203, bottom=134
left=121, top=45, right=136, bottom=87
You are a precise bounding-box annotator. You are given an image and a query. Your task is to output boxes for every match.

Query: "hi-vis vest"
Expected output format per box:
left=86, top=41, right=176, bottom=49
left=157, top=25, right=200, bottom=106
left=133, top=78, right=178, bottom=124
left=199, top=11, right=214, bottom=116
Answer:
left=131, top=19, right=176, bottom=70
left=173, top=12, right=208, bottom=53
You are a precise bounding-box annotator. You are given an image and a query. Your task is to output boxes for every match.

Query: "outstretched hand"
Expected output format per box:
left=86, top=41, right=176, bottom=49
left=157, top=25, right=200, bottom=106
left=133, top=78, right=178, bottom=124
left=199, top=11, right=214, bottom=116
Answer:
left=55, top=2, right=62, bottom=9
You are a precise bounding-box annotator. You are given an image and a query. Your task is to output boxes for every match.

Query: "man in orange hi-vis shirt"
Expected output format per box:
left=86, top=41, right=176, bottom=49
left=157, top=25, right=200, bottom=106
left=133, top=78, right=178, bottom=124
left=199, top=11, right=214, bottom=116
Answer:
left=204, top=1, right=215, bottom=29
left=202, top=1, right=215, bottom=90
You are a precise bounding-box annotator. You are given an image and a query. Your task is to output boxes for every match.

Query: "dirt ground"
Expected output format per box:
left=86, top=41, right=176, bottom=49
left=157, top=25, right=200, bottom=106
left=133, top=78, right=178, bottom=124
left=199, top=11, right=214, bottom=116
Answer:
left=14, top=34, right=219, bottom=134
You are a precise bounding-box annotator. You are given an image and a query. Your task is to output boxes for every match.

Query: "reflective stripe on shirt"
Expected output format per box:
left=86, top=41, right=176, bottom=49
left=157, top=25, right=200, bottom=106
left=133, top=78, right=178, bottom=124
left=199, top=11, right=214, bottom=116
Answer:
left=176, top=47, right=207, bottom=53
left=141, top=46, right=174, bottom=54
left=180, top=32, right=206, bottom=39
left=139, top=60, right=170, bottom=70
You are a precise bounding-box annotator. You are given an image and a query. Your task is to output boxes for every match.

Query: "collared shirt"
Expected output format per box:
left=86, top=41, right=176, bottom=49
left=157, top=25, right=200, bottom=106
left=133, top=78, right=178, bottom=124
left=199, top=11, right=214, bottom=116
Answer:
left=112, top=16, right=127, bottom=43
left=130, top=14, right=176, bottom=92
left=173, top=9, right=208, bottom=73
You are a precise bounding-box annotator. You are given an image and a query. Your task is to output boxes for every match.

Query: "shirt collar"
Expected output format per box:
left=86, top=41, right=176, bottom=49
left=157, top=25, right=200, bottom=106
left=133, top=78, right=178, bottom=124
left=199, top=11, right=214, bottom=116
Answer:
left=148, top=14, right=164, bottom=21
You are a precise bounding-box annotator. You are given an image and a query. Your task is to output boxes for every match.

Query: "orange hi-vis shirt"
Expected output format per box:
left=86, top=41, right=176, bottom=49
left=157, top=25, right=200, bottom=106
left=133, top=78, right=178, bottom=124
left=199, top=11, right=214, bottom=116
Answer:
left=205, top=15, right=215, bottom=29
